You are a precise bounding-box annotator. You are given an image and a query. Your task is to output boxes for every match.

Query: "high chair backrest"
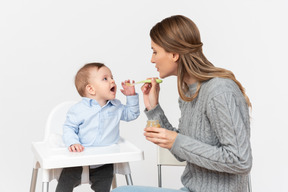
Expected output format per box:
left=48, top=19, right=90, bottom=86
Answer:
left=157, top=146, right=186, bottom=188
left=157, top=146, right=186, bottom=166
left=44, top=101, right=77, bottom=147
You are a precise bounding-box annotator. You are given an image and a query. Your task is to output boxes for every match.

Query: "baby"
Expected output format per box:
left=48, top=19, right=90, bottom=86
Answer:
left=56, top=62, right=140, bottom=192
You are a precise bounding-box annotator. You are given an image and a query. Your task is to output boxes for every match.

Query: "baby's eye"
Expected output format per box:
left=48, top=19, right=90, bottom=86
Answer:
left=104, top=77, right=108, bottom=80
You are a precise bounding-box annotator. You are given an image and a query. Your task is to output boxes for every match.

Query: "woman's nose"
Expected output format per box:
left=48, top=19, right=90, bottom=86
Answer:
left=151, top=56, right=155, bottom=63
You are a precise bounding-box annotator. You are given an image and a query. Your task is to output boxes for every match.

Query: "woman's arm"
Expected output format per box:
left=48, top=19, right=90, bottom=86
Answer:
left=170, top=92, right=252, bottom=174
left=142, top=78, right=180, bottom=149
left=144, top=104, right=179, bottom=149
left=142, top=77, right=178, bottom=131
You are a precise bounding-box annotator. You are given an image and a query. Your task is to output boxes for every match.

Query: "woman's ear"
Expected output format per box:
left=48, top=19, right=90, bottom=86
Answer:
left=86, top=84, right=96, bottom=95
left=172, top=53, right=179, bottom=62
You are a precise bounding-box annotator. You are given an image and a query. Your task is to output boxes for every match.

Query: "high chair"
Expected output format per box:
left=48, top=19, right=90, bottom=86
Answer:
left=30, top=101, right=144, bottom=192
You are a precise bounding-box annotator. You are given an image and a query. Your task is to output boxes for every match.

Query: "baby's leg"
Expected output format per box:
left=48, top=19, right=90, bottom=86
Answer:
left=55, top=166, right=83, bottom=192
left=89, top=164, right=114, bottom=192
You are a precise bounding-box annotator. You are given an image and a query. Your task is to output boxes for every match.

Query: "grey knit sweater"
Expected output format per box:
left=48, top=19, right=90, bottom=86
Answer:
left=145, top=77, right=252, bottom=192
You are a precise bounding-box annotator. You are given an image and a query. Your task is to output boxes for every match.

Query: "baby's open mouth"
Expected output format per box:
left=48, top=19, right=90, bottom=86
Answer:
left=110, top=86, right=115, bottom=92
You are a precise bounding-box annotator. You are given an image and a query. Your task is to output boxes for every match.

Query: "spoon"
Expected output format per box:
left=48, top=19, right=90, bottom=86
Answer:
left=125, top=79, right=163, bottom=86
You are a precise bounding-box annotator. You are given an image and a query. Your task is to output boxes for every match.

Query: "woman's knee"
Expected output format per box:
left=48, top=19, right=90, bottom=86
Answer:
left=111, top=186, right=130, bottom=192
left=111, top=186, right=184, bottom=192
left=112, top=186, right=150, bottom=192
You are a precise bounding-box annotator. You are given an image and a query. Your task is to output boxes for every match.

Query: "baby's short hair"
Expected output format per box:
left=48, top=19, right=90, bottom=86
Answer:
left=75, top=62, right=105, bottom=97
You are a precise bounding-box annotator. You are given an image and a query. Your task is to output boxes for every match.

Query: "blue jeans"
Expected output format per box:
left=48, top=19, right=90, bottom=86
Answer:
left=111, top=186, right=189, bottom=192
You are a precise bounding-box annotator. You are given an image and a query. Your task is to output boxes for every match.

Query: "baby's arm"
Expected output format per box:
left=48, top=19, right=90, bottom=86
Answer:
left=63, top=106, right=84, bottom=152
left=68, top=144, right=84, bottom=152
left=120, top=80, right=136, bottom=96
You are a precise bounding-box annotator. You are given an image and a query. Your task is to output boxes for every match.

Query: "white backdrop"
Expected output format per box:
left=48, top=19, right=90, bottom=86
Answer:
left=1, top=0, right=287, bottom=191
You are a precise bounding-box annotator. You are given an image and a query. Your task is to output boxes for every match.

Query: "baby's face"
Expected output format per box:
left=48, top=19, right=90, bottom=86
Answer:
left=88, top=66, right=117, bottom=101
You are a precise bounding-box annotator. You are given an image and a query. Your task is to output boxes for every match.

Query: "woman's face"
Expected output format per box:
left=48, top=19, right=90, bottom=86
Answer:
left=151, top=40, right=178, bottom=78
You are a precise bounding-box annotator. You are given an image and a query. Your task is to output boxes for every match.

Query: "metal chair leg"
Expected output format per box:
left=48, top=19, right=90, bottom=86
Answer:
left=248, top=174, right=252, bottom=192
left=158, top=165, right=162, bottom=188
left=112, top=174, right=117, bottom=189
left=125, top=174, right=133, bottom=185
left=30, top=168, right=38, bottom=192
left=42, top=182, right=49, bottom=192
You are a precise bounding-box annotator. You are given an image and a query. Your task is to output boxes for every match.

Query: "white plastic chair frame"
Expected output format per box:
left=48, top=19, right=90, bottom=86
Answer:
left=157, top=146, right=252, bottom=192
left=30, top=101, right=134, bottom=192
left=157, top=147, right=186, bottom=188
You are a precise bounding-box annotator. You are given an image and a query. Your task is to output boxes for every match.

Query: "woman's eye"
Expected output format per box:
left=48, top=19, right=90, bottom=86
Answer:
left=153, top=51, right=157, bottom=55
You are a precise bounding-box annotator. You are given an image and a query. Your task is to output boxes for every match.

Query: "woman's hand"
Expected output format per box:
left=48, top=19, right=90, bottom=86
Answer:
left=144, top=127, right=177, bottom=149
left=69, top=144, right=84, bottom=152
left=121, top=80, right=136, bottom=96
left=141, top=78, right=160, bottom=110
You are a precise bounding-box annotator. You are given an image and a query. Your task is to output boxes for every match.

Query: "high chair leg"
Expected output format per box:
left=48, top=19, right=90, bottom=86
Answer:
left=112, top=174, right=117, bottom=189
left=42, top=182, right=49, bottom=192
left=125, top=174, right=133, bottom=185
left=30, top=168, right=38, bottom=192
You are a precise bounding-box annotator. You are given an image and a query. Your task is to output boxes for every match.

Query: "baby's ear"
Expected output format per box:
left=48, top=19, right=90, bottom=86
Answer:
left=86, top=84, right=96, bottom=95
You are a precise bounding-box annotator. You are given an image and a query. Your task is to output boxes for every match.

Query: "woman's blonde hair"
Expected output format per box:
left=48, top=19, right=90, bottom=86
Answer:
left=150, top=15, right=251, bottom=107
left=75, top=62, right=105, bottom=97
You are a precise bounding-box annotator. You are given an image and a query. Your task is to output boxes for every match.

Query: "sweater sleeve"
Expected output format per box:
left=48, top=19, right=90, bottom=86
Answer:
left=170, top=92, right=252, bottom=174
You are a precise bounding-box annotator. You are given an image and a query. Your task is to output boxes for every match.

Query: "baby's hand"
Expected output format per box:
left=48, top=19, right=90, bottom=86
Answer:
left=69, top=144, right=84, bottom=152
left=120, top=80, right=136, bottom=96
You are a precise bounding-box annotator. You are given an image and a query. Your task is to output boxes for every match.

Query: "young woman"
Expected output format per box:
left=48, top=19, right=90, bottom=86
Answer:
left=112, top=15, right=252, bottom=192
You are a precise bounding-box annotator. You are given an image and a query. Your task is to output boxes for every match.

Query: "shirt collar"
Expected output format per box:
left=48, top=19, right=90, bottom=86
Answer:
left=109, top=99, right=118, bottom=106
left=82, top=97, right=117, bottom=107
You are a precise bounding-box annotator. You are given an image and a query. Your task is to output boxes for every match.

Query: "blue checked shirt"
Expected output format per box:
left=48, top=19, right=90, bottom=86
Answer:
left=63, top=94, right=140, bottom=147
